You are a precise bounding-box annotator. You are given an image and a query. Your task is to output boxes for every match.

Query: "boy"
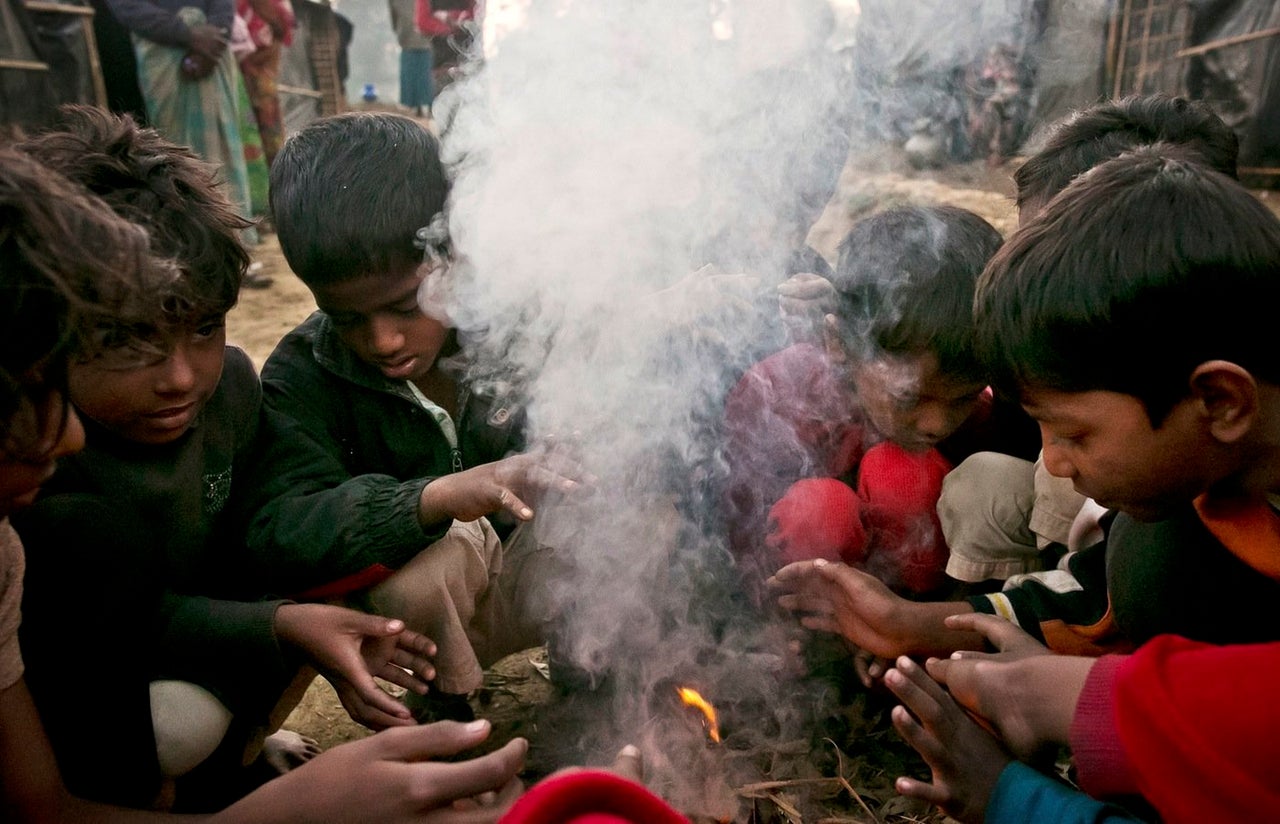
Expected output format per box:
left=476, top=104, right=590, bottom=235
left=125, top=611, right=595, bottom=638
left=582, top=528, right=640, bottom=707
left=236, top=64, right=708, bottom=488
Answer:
left=0, top=143, right=529, bottom=824
left=14, top=107, right=440, bottom=811
left=882, top=146, right=1280, bottom=822
left=250, top=111, right=582, bottom=715
left=938, top=93, right=1242, bottom=585
left=722, top=204, right=1039, bottom=598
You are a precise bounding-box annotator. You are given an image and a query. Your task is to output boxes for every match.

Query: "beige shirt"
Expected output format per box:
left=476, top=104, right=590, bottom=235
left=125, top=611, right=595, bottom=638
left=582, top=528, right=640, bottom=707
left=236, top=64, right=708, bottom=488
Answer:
left=0, top=518, right=24, bottom=691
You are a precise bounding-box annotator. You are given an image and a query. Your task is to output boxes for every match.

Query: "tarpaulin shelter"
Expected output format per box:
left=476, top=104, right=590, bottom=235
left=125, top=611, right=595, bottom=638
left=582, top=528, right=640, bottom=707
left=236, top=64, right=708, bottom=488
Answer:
left=0, top=0, right=104, bottom=129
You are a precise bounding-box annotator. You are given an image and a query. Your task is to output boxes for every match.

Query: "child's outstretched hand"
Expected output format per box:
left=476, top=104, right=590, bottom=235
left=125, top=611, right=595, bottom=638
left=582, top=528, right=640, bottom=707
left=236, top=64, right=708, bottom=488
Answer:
left=767, top=558, right=910, bottom=659
left=220, top=721, right=526, bottom=824
left=926, top=613, right=1093, bottom=762
left=777, top=272, right=836, bottom=345
left=885, top=655, right=1011, bottom=824
left=419, top=449, right=589, bottom=526
left=274, top=603, right=438, bottom=729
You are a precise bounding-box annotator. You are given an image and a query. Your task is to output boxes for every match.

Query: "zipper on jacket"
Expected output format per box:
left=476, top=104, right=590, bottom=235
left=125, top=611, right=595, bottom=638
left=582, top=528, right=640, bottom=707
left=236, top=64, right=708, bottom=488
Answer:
left=451, top=447, right=464, bottom=473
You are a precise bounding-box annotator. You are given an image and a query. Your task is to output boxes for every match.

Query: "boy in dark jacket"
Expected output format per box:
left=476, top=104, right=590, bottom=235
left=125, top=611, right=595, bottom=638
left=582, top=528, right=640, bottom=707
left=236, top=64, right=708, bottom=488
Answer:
left=251, top=112, right=583, bottom=717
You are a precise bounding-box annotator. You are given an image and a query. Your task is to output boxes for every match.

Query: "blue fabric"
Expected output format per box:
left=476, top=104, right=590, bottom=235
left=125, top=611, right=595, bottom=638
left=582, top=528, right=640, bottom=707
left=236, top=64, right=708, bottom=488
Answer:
left=400, top=47, right=434, bottom=108
left=985, top=762, right=1139, bottom=824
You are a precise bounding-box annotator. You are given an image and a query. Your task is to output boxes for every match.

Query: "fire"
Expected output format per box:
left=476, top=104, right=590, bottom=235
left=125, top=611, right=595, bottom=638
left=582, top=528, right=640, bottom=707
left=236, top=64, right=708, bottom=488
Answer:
left=676, top=686, right=721, bottom=743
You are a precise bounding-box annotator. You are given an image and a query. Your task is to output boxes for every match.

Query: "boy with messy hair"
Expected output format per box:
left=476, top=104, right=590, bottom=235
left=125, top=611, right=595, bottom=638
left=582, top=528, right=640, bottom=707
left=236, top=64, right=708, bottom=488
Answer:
left=249, top=111, right=581, bottom=717
left=14, top=107, right=441, bottom=811
left=722, top=204, right=1038, bottom=601
left=880, top=146, right=1280, bottom=823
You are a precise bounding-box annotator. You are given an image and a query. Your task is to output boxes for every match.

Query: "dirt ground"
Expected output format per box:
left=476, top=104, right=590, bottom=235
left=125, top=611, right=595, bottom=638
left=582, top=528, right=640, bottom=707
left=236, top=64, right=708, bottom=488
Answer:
left=225, top=152, right=1279, bottom=822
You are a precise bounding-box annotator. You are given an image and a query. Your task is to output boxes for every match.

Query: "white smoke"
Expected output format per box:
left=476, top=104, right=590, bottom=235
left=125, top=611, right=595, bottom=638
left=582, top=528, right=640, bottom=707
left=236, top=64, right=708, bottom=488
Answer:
left=430, top=0, right=852, bottom=814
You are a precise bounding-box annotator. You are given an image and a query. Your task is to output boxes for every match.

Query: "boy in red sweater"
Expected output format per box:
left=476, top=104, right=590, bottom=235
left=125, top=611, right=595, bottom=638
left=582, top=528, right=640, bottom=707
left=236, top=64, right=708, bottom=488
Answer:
left=723, top=205, right=1039, bottom=602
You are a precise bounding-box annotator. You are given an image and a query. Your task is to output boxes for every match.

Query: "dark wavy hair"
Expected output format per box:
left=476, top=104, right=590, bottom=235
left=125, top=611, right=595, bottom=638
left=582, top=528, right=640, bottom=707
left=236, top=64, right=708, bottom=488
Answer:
left=832, top=204, right=1003, bottom=383
left=1015, top=94, right=1238, bottom=216
left=978, top=144, right=1280, bottom=425
left=0, top=146, right=161, bottom=455
left=19, top=105, right=251, bottom=341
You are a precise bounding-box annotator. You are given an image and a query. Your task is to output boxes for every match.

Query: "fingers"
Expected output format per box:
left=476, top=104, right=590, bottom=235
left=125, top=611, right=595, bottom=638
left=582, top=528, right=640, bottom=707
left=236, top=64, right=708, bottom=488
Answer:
left=496, top=486, right=534, bottom=520
left=376, top=663, right=432, bottom=695
left=336, top=674, right=414, bottom=728
left=410, top=738, right=529, bottom=805
left=942, top=612, right=1041, bottom=652
left=894, top=775, right=952, bottom=808
left=611, top=744, right=643, bottom=782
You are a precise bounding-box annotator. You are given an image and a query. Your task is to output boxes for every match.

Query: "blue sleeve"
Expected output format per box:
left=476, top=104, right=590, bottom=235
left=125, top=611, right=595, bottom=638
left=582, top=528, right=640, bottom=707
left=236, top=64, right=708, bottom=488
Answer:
left=985, top=762, right=1140, bottom=824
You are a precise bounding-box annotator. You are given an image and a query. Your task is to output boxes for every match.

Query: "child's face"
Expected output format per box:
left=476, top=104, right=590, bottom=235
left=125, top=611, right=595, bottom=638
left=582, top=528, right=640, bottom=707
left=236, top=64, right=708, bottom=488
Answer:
left=1024, top=387, right=1214, bottom=521
left=1, top=388, right=85, bottom=518
left=311, top=265, right=450, bottom=386
left=68, top=318, right=227, bottom=445
left=850, top=352, right=986, bottom=453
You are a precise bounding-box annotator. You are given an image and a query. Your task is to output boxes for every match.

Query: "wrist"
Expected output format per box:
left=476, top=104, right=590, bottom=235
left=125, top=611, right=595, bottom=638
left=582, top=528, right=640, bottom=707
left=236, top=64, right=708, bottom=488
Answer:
left=417, top=477, right=450, bottom=527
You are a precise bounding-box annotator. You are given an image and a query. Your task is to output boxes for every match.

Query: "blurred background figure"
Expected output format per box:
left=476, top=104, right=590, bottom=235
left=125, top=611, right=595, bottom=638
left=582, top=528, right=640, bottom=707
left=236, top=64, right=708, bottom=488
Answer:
left=390, top=0, right=433, bottom=117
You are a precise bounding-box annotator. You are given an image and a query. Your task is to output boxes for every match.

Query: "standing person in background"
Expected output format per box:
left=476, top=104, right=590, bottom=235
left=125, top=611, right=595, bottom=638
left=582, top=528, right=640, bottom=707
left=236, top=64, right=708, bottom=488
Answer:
left=105, top=0, right=258, bottom=251
left=390, top=0, right=433, bottom=118
left=236, top=0, right=293, bottom=165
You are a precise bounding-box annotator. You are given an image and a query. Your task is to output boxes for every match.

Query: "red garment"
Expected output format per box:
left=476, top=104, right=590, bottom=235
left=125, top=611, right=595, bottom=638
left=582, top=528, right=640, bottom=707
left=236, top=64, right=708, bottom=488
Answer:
left=857, top=442, right=952, bottom=594
left=722, top=343, right=991, bottom=595
left=237, top=0, right=293, bottom=47
left=1070, top=635, right=1280, bottom=823
left=500, top=770, right=689, bottom=824
left=414, top=0, right=473, bottom=37
left=766, top=477, right=867, bottom=565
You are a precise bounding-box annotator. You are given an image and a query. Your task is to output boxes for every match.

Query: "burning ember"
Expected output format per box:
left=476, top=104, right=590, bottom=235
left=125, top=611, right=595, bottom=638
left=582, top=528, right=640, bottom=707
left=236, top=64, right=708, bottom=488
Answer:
left=676, top=686, right=721, bottom=744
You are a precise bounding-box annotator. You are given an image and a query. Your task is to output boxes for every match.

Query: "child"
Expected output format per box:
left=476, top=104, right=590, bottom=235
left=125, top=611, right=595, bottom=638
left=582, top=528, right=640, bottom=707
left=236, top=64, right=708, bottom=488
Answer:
left=0, top=143, right=532, bottom=824
left=722, top=204, right=1039, bottom=599
left=937, top=93, right=1242, bottom=585
left=770, top=143, right=1280, bottom=677
left=248, top=111, right=582, bottom=715
left=13, top=106, right=440, bottom=811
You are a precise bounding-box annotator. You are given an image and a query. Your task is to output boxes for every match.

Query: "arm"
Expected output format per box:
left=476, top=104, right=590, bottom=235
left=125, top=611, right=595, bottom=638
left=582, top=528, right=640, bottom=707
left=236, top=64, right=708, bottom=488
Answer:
left=966, top=540, right=1130, bottom=655
left=883, top=656, right=1138, bottom=824
left=1071, top=635, right=1280, bottom=820
left=1, top=678, right=205, bottom=823
left=767, top=558, right=986, bottom=660
left=103, top=0, right=193, bottom=45
left=273, top=603, right=436, bottom=730
left=215, top=721, right=525, bottom=824
left=925, top=612, right=1093, bottom=762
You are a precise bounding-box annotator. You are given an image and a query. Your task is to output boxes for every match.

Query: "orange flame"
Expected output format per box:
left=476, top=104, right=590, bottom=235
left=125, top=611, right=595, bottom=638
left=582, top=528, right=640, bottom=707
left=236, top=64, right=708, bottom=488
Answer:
left=676, top=686, right=721, bottom=743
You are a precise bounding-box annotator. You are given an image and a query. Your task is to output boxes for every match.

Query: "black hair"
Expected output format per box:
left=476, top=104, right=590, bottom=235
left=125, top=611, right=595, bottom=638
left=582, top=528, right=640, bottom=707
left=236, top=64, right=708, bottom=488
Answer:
left=0, top=146, right=157, bottom=456
left=977, top=144, right=1280, bottom=424
left=19, top=105, right=251, bottom=336
left=1015, top=94, right=1239, bottom=214
left=832, top=204, right=1002, bottom=382
left=269, top=111, right=448, bottom=287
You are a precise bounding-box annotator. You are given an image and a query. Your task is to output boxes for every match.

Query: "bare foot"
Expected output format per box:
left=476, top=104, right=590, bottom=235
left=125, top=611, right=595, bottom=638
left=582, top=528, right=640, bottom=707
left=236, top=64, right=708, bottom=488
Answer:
left=261, top=729, right=322, bottom=774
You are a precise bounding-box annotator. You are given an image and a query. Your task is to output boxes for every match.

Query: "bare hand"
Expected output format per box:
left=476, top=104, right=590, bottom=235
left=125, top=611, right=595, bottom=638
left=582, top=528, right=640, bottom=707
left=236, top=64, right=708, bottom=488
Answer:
left=419, top=449, right=588, bottom=526
left=767, top=558, right=914, bottom=659
left=275, top=603, right=437, bottom=729
left=926, top=613, right=1094, bottom=760
left=186, top=23, right=227, bottom=62
left=777, top=272, right=836, bottom=345
left=218, top=721, right=526, bottom=824
left=885, top=656, right=1010, bottom=824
